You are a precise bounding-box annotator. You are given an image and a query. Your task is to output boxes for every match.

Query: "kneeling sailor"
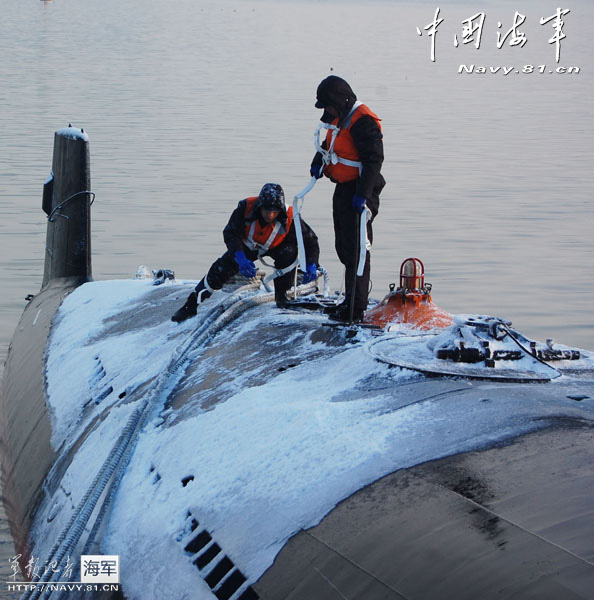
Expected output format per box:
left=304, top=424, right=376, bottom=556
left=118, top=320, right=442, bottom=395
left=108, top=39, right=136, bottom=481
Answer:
left=172, top=183, right=320, bottom=322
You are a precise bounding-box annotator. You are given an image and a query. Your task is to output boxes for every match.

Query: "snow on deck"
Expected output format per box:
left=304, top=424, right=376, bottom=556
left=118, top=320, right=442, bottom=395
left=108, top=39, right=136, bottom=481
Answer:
left=34, top=279, right=594, bottom=599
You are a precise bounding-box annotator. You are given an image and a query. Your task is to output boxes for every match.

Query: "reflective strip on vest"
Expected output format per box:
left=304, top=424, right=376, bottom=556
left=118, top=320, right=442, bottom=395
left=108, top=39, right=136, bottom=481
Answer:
left=245, top=220, right=282, bottom=255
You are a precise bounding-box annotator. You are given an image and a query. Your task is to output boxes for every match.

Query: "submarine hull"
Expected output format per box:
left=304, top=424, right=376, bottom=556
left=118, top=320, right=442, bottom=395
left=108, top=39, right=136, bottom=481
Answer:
left=1, top=279, right=592, bottom=599
left=2, top=127, right=594, bottom=599
left=255, top=422, right=594, bottom=600
left=0, top=279, right=81, bottom=561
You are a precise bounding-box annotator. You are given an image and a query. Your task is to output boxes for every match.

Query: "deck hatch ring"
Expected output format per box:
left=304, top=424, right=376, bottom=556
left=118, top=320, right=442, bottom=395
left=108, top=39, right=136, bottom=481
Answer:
left=180, top=513, right=259, bottom=599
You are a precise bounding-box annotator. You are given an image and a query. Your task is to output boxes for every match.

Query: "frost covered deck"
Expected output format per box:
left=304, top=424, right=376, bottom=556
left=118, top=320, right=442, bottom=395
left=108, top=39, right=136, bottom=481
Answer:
left=15, top=278, right=593, bottom=599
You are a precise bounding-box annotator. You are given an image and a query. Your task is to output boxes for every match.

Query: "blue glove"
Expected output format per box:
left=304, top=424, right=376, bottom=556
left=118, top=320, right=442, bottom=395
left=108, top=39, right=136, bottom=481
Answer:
left=302, top=263, right=318, bottom=284
left=234, top=250, right=257, bottom=278
left=310, top=163, right=323, bottom=179
left=352, top=193, right=367, bottom=214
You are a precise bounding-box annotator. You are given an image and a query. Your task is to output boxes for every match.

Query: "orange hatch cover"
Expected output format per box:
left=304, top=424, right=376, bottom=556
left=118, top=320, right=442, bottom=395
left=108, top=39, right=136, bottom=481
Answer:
left=364, top=258, right=454, bottom=330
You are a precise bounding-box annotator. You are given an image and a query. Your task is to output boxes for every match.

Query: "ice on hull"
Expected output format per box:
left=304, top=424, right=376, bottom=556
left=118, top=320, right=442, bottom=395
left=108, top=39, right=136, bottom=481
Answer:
left=2, top=127, right=594, bottom=599
left=7, top=278, right=592, bottom=600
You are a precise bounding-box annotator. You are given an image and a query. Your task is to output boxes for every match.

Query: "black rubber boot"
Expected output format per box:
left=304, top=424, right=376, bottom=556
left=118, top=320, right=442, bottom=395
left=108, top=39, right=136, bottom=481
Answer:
left=328, top=303, right=364, bottom=323
left=171, top=292, right=198, bottom=323
left=275, top=288, right=289, bottom=308
left=323, top=301, right=344, bottom=315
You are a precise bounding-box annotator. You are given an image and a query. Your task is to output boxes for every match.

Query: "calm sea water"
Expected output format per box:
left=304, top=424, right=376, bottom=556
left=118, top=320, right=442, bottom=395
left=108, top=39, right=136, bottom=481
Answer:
left=0, top=0, right=592, bottom=592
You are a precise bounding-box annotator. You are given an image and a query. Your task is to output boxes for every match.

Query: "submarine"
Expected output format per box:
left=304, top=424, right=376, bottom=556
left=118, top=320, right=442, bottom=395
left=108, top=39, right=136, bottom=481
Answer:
left=1, top=127, right=594, bottom=600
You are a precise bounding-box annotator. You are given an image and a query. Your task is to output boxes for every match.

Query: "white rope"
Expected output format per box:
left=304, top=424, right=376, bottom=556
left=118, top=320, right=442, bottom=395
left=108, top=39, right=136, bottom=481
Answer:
left=24, top=276, right=326, bottom=600
left=292, top=176, right=317, bottom=273
left=357, top=207, right=372, bottom=276
left=23, top=280, right=266, bottom=600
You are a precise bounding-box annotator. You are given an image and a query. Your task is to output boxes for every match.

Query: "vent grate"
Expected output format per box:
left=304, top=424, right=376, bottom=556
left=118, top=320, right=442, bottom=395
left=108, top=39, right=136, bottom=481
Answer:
left=179, top=513, right=259, bottom=599
left=194, top=543, right=221, bottom=569
left=184, top=530, right=212, bottom=554
left=205, top=557, right=233, bottom=588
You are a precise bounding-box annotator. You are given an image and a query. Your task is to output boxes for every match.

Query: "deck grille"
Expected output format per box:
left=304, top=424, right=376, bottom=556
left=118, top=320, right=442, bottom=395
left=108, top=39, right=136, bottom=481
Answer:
left=180, top=513, right=259, bottom=599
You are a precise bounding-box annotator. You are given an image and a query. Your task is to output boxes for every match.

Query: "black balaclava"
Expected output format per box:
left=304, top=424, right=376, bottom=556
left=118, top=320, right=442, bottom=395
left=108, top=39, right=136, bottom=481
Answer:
left=315, top=75, right=357, bottom=124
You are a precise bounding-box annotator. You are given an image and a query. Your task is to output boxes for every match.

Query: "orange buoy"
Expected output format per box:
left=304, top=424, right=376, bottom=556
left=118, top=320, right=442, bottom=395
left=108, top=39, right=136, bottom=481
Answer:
left=364, top=258, right=454, bottom=330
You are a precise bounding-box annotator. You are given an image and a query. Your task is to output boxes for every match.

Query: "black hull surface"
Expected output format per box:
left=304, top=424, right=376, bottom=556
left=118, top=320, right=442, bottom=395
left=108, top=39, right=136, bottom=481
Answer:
left=255, top=422, right=594, bottom=599
left=2, top=128, right=593, bottom=599
left=2, top=278, right=594, bottom=600
left=0, top=279, right=81, bottom=561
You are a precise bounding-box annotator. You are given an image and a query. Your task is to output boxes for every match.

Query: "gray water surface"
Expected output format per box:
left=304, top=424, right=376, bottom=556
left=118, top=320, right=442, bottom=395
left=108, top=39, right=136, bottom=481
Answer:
left=0, top=0, right=592, bottom=592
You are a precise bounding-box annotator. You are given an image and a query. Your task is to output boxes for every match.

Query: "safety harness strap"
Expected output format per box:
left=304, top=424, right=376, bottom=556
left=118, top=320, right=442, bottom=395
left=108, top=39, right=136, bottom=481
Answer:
left=315, top=101, right=364, bottom=174
left=261, top=257, right=300, bottom=284
left=335, top=156, right=363, bottom=172
left=341, top=101, right=363, bottom=128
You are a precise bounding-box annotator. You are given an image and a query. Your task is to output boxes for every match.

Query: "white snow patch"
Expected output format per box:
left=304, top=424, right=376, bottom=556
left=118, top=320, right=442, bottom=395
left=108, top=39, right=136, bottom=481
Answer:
left=45, top=280, right=194, bottom=448
left=37, top=280, right=594, bottom=600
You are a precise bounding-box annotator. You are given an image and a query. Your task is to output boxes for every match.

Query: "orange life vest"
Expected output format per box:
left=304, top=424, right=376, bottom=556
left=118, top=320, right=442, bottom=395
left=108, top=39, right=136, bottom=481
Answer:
left=243, top=197, right=294, bottom=254
left=323, top=104, right=382, bottom=183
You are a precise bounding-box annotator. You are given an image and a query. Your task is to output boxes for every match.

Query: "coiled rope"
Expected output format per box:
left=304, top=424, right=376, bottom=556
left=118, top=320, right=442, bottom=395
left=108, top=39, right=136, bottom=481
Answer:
left=24, top=278, right=317, bottom=600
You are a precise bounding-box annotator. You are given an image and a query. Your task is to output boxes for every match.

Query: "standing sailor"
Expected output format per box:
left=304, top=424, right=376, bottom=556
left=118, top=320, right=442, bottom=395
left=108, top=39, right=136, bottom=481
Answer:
left=172, top=183, right=320, bottom=322
left=310, top=76, right=385, bottom=322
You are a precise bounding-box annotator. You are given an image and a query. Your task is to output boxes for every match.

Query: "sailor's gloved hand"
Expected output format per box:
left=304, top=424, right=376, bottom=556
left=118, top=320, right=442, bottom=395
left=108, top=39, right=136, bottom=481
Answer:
left=302, top=263, right=318, bottom=284
left=234, top=250, right=257, bottom=278
left=352, top=194, right=367, bottom=214
left=310, top=163, right=323, bottom=179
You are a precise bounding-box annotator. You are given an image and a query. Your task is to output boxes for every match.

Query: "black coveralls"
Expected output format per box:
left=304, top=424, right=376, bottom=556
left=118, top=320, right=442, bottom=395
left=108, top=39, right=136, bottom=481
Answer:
left=206, top=199, right=320, bottom=305
left=312, top=78, right=385, bottom=312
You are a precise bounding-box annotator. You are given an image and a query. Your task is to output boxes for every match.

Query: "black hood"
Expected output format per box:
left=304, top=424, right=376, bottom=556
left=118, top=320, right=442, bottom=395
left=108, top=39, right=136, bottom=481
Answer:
left=315, top=76, right=357, bottom=124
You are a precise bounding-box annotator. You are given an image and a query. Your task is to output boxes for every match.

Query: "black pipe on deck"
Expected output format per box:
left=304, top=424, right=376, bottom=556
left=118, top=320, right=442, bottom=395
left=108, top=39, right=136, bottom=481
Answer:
left=42, top=125, right=92, bottom=288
